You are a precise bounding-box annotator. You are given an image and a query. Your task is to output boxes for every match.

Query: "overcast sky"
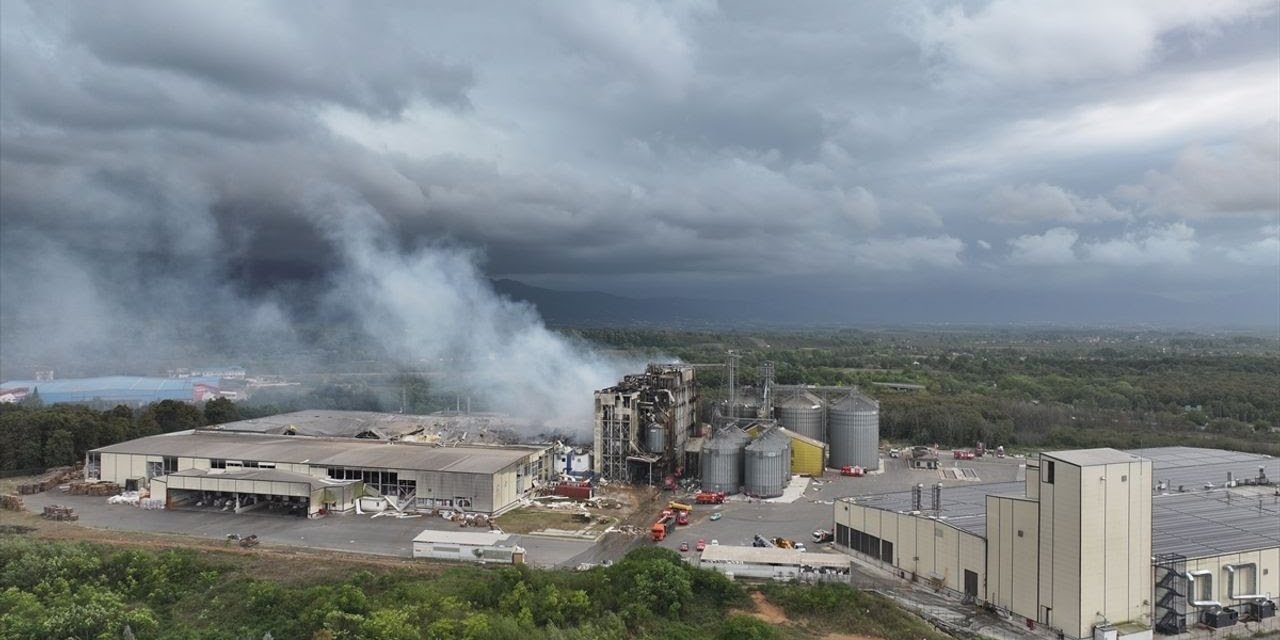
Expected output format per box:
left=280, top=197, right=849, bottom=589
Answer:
left=2, top=0, right=1278, bottom=335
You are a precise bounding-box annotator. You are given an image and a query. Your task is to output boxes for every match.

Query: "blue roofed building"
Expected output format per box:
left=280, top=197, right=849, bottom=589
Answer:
left=0, top=376, right=222, bottom=406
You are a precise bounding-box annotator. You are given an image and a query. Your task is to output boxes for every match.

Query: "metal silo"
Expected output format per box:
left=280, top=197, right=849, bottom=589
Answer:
left=775, top=391, right=824, bottom=442
left=744, top=429, right=791, bottom=498
left=701, top=427, right=747, bottom=493
left=645, top=422, right=665, bottom=453
left=827, top=393, right=879, bottom=469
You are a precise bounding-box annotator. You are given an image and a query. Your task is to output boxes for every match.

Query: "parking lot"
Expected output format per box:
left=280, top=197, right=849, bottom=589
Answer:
left=18, top=490, right=600, bottom=568
left=653, top=454, right=1024, bottom=556
left=14, top=453, right=1024, bottom=571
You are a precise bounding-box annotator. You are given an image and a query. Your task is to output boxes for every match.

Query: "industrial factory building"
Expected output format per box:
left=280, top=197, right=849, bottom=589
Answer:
left=87, top=411, right=554, bottom=516
left=833, top=447, right=1280, bottom=640
left=592, top=364, right=698, bottom=482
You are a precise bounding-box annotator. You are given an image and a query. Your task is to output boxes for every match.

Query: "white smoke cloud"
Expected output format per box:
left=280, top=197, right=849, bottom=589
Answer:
left=320, top=202, right=631, bottom=436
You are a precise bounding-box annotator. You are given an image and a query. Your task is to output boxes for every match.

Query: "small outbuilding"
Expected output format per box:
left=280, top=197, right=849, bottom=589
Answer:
left=698, top=545, right=850, bottom=581
left=412, top=529, right=526, bottom=564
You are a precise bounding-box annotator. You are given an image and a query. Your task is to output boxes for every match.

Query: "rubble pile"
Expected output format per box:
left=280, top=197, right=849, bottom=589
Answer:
left=1, top=494, right=23, bottom=511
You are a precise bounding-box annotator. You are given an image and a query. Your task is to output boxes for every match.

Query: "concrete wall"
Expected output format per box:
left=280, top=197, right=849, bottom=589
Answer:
left=835, top=501, right=986, bottom=597
left=1039, top=457, right=1081, bottom=633
left=1040, top=454, right=1153, bottom=639
left=415, top=470, right=493, bottom=512
left=987, top=495, right=1040, bottom=618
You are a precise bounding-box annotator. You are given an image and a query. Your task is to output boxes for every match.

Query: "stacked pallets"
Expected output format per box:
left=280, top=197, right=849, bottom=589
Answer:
left=66, top=481, right=122, bottom=496
left=41, top=505, right=78, bottom=521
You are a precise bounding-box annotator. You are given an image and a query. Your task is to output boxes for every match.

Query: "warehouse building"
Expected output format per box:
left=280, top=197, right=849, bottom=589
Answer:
left=88, top=427, right=553, bottom=516
left=833, top=447, right=1279, bottom=640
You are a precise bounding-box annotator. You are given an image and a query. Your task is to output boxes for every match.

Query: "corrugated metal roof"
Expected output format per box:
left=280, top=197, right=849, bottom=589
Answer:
left=839, top=446, right=1280, bottom=558
left=413, top=529, right=513, bottom=546
left=166, top=467, right=353, bottom=491
left=699, top=545, right=850, bottom=568
left=92, top=431, right=544, bottom=474
left=777, top=427, right=826, bottom=450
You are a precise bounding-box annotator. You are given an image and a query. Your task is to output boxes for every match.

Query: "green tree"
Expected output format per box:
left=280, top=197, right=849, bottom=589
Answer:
left=717, top=615, right=780, bottom=640
left=203, top=397, right=240, bottom=425
left=43, top=428, right=76, bottom=467
left=140, top=400, right=202, bottom=433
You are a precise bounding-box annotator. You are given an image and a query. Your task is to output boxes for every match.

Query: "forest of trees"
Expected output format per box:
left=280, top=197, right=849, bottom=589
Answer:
left=580, top=327, right=1280, bottom=455
left=2, top=328, right=1277, bottom=476
left=0, top=538, right=946, bottom=640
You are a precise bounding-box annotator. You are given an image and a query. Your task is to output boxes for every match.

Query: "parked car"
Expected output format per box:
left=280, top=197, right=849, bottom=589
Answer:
left=711, top=539, right=719, bottom=546
left=709, top=512, right=722, bottom=521
left=696, top=538, right=706, bottom=551
left=812, top=529, right=833, bottom=543
left=679, top=541, right=689, bottom=552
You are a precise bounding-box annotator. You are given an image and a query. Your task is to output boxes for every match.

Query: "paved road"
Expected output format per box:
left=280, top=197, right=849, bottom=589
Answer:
left=653, top=455, right=1024, bottom=556
left=19, top=491, right=592, bottom=568
left=16, top=455, right=1024, bottom=571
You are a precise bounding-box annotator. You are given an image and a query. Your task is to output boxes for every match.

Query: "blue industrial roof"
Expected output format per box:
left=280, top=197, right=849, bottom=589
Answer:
left=0, top=376, right=219, bottom=405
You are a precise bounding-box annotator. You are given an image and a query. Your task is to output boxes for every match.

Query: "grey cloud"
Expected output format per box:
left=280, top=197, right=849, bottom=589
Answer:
left=986, top=183, right=1129, bottom=225
left=1008, top=227, right=1079, bottom=265
left=64, top=1, right=474, bottom=117
left=1116, top=123, right=1280, bottom=219
left=1080, top=223, right=1199, bottom=266
left=1, top=0, right=1277, bottom=357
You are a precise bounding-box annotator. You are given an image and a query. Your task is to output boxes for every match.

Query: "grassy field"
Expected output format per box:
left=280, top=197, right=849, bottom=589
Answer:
left=493, top=507, right=616, bottom=535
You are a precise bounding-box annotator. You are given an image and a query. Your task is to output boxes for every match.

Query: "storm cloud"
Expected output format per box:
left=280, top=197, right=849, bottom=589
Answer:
left=2, top=0, right=1278, bottom=377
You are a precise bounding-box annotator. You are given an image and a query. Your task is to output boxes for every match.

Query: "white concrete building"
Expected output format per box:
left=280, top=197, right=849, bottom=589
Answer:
left=412, top=529, right=525, bottom=564
left=698, top=545, right=851, bottom=581
left=833, top=447, right=1280, bottom=640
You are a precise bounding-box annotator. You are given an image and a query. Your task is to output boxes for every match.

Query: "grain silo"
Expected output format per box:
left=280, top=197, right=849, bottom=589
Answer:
left=827, top=393, right=879, bottom=469
left=701, top=426, right=748, bottom=493
left=743, top=428, right=791, bottom=497
left=774, top=391, right=824, bottom=442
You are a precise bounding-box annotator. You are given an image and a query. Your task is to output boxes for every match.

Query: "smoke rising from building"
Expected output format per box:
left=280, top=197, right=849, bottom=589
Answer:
left=322, top=203, right=631, bottom=433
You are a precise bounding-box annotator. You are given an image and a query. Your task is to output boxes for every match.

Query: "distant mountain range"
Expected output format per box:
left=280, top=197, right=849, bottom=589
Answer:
left=490, top=278, right=1279, bottom=329
left=490, top=279, right=749, bottom=326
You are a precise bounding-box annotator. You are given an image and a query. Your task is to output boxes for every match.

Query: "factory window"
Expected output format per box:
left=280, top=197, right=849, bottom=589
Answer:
left=1044, top=461, right=1055, bottom=484
left=210, top=459, right=226, bottom=469
left=241, top=461, right=260, bottom=468
left=1121, top=474, right=1127, bottom=482
left=258, top=462, right=275, bottom=469
left=162, top=456, right=178, bottom=474
left=1017, top=530, right=1024, bottom=538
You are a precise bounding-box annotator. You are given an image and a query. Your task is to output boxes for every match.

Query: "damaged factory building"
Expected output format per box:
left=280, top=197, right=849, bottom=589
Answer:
left=86, top=410, right=555, bottom=517
left=593, top=364, right=699, bottom=484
